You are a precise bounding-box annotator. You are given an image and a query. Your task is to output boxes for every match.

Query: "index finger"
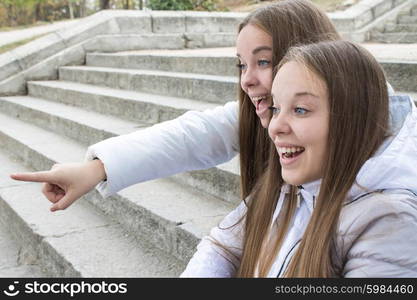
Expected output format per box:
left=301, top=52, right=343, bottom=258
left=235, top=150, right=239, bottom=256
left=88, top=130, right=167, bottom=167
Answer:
left=10, top=171, right=53, bottom=183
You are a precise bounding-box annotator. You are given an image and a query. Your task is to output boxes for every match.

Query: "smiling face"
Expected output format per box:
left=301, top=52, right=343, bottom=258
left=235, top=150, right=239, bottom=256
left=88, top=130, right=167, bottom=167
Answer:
left=268, top=61, right=329, bottom=186
left=236, top=24, right=273, bottom=128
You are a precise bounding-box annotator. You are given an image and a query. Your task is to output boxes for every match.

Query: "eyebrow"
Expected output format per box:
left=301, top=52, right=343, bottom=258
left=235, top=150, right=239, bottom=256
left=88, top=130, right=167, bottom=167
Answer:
left=294, top=92, right=319, bottom=98
left=270, top=91, right=319, bottom=103
left=253, top=46, right=272, bottom=54
left=236, top=45, right=272, bottom=57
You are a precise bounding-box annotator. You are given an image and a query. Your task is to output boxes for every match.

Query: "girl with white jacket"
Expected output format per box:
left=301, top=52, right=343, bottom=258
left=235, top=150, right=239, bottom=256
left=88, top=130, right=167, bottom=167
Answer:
left=10, top=1, right=406, bottom=213
left=10, top=0, right=345, bottom=209
left=182, top=40, right=417, bottom=277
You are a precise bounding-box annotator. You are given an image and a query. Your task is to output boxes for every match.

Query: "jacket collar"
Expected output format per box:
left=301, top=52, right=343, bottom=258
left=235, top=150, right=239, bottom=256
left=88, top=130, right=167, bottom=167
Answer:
left=298, top=179, right=321, bottom=213
left=280, top=179, right=321, bottom=214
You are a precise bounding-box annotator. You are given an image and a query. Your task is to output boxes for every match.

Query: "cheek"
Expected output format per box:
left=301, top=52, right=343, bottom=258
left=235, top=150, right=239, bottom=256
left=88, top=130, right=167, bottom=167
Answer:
left=240, top=80, right=247, bottom=93
left=268, top=117, right=280, bottom=140
left=306, top=127, right=328, bottom=161
left=268, top=123, right=274, bottom=140
left=261, top=71, right=273, bottom=90
left=296, top=123, right=328, bottom=151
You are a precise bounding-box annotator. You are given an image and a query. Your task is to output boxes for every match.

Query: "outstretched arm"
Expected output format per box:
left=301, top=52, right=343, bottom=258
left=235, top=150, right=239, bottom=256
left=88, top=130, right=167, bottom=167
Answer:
left=86, top=101, right=239, bottom=197
left=10, top=101, right=239, bottom=211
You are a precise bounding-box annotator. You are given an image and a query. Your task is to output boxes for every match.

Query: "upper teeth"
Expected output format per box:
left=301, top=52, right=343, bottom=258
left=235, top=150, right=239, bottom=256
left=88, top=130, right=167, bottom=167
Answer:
left=278, top=147, right=304, bottom=155
left=252, top=96, right=266, bottom=102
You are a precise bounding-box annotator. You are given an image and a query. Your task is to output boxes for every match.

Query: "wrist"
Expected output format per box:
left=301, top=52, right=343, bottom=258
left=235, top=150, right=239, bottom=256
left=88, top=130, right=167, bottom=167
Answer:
left=91, top=158, right=107, bottom=182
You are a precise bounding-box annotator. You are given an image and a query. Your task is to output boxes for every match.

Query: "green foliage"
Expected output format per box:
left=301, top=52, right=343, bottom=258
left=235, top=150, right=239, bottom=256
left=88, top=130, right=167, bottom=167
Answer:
left=148, top=0, right=220, bottom=11
left=0, top=0, right=41, bottom=27
left=193, top=0, right=219, bottom=11
left=0, top=0, right=81, bottom=27
left=0, top=0, right=224, bottom=28
left=148, top=0, right=194, bottom=10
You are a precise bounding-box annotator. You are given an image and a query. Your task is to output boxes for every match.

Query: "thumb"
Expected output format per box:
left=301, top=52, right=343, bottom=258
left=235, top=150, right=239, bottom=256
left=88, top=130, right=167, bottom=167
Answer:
left=10, top=171, right=53, bottom=183
left=50, top=190, right=78, bottom=212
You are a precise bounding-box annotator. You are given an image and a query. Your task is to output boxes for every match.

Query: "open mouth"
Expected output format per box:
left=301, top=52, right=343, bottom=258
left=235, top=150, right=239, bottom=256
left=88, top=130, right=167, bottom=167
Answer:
left=278, top=147, right=305, bottom=159
left=251, top=95, right=268, bottom=111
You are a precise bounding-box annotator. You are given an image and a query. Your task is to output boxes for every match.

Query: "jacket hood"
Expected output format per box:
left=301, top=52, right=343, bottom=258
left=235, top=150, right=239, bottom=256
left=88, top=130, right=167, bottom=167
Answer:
left=347, top=95, right=417, bottom=201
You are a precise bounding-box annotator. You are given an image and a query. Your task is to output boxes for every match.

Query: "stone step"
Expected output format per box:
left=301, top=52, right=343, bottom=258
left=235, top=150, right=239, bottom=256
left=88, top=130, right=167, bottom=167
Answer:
left=0, top=172, right=184, bottom=278
left=84, top=47, right=417, bottom=93
left=0, top=154, right=46, bottom=277
left=0, top=95, right=143, bottom=146
left=379, top=61, right=417, bottom=93
left=362, top=43, right=417, bottom=61
left=370, top=32, right=417, bottom=43
left=0, top=95, right=240, bottom=203
left=27, top=80, right=217, bottom=124
left=58, top=66, right=238, bottom=105
left=384, top=24, right=417, bottom=33
left=398, top=15, right=417, bottom=23
left=0, top=112, right=237, bottom=269
left=0, top=225, right=45, bottom=277
left=86, top=49, right=237, bottom=77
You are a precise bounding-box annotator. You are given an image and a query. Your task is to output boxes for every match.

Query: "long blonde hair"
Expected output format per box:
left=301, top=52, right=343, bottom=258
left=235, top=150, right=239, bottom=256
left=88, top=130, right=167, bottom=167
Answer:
left=237, top=0, right=341, bottom=200
left=238, top=40, right=390, bottom=277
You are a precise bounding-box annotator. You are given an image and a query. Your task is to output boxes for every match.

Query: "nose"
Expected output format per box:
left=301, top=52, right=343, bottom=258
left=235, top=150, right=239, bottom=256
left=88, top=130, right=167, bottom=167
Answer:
left=240, top=67, right=259, bottom=91
left=268, top=111, right=291, bottom=141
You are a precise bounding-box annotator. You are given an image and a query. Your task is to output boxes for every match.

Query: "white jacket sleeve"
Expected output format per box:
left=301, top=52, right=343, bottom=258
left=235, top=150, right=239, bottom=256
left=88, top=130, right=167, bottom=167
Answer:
left=180, top=201, right=247, bottom=278
left=85, top=101, right=239, bottom=197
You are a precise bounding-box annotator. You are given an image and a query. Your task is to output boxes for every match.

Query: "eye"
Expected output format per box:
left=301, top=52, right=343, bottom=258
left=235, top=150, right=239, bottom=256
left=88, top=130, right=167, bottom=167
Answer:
left=258, top=59, right=271, bottom=67
left=268, top=106, right=280, bottom=115
left=294, top=107, right=309, bottom=115
left=236, top=63, right=246, bottom=71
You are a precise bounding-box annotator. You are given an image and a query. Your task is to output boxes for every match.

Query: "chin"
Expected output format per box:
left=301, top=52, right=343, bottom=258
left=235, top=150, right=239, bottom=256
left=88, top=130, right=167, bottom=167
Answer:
left=282, top=173, right=304, bottom=186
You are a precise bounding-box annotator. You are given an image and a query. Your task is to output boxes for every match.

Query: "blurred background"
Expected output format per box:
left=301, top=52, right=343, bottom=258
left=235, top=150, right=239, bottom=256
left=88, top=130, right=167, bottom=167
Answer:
left=0, top=0, right=358, bottom=28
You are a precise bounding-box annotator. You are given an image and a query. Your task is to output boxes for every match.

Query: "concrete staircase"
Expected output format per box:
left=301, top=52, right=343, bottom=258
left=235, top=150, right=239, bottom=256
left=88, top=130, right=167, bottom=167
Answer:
left=371, top=4, right=417, bottom=43
left=0, top=47, right=240, bottom=278
left=0, top=44, right=416, bottom=278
